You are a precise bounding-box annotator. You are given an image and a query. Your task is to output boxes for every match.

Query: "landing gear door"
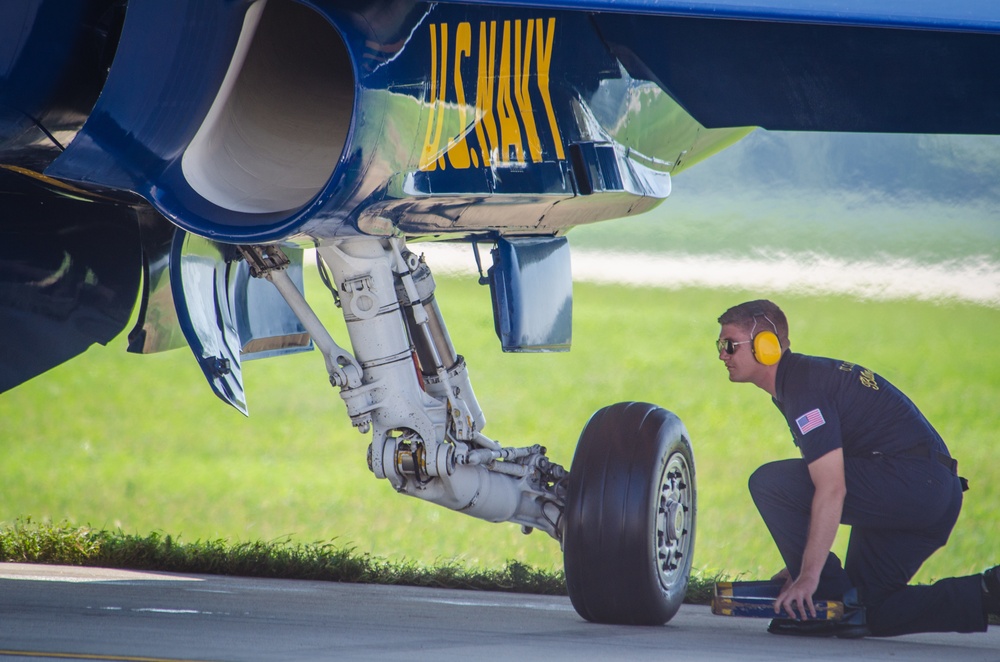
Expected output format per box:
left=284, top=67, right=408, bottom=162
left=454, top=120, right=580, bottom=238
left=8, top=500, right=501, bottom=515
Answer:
left=169, top=231, right=310, bottom=414
left=489, top=236, right=572, bottom=352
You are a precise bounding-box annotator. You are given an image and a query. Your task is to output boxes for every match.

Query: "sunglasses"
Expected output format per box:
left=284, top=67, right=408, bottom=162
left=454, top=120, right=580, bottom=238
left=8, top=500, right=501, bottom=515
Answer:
left=717, top=338, right=752, bottom=355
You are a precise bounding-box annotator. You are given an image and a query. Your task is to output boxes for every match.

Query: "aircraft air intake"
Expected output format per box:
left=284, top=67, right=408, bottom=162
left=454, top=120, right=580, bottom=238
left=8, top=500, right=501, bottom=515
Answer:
left=44, top=0, right=358, bottom=244
left=182, top=0, right=354, bottom=215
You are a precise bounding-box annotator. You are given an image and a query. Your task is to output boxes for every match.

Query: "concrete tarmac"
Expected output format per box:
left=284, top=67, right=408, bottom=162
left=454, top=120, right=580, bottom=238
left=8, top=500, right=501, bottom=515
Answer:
left=0, top=563, right=997, bottom=661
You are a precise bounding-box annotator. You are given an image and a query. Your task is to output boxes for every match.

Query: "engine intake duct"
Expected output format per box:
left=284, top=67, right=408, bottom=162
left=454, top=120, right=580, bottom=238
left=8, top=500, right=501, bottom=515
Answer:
left=46, top=0, right=355, bottom=243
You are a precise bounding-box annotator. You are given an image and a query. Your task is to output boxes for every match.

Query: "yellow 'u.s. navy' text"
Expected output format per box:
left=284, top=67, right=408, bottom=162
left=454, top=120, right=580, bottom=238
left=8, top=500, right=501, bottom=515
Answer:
left=419, top=18, right=566, bottom=172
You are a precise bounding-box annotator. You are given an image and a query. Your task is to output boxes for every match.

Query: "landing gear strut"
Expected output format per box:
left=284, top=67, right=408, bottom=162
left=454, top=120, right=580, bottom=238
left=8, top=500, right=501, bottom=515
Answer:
left=250, top=238, right=696, bottom=625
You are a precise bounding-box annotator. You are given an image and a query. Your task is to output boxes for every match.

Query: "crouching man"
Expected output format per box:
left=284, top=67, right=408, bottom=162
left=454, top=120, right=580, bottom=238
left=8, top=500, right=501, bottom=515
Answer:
left=716, top=299, right=998, bottom=637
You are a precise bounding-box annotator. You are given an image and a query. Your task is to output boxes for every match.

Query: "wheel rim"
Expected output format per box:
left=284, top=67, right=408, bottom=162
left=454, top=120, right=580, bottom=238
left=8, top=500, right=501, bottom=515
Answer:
left=654, top=449, right=694, bottom=592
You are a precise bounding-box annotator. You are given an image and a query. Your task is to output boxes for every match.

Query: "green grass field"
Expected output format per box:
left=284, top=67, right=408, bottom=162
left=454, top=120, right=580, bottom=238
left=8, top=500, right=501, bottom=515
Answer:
left=2, top=268, right=997, bottom=584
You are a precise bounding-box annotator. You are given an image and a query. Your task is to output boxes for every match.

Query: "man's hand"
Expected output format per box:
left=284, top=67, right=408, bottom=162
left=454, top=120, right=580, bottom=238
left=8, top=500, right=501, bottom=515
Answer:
left=774, top=573, right=820, bottom=621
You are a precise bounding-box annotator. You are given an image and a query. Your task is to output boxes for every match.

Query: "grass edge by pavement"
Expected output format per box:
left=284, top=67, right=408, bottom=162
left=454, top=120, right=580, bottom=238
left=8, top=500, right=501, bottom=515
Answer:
left=0, top=517, right=719, bottom=603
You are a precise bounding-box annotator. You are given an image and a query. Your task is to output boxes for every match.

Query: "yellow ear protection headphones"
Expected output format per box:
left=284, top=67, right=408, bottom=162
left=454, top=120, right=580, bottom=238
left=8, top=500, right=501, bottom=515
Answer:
left=750, top=315, right=782, bottom=366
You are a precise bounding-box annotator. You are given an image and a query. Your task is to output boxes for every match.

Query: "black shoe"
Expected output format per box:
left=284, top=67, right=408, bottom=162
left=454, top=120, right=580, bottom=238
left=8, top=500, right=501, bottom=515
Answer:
left=768, top=618, right=838, bottom=637
left=767, top=618, right=870, bottom=639
left=983, top=565, right=1000, bottom=615
left=834, top=622, right=872, bottom=639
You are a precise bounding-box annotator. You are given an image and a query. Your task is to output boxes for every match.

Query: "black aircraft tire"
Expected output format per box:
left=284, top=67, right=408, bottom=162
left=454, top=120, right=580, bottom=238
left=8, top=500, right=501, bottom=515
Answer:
left=563, top=402, right=697, bottom=625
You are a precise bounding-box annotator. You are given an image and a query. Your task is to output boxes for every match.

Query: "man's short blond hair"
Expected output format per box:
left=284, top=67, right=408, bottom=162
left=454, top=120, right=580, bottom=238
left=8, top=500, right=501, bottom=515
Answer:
left=717, top=299, right=790, bottom=349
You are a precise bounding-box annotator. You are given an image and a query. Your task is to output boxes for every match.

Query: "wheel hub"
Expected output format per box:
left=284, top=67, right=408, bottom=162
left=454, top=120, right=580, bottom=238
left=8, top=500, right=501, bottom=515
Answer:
left=655, top=451, right=693, bottom=587
left=664, top=500, right=683, bottom=542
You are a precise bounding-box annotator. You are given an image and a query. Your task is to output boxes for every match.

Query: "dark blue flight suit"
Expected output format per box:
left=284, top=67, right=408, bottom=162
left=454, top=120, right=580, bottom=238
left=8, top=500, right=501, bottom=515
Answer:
left=748, top=352, right=987, bottom=636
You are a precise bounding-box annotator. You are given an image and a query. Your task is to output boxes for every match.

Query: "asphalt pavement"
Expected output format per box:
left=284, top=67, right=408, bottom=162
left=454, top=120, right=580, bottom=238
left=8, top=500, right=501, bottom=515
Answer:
left=1, top=563, right=997, bottom=661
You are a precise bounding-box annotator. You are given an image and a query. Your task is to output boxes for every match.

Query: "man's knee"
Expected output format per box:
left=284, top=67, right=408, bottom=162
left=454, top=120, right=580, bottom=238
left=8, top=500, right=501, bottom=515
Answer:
left=747, top=464, right=770, bottom=501
left=748, top=459, right=812, bottom=505
left=748, top=460, right=790, bottom=499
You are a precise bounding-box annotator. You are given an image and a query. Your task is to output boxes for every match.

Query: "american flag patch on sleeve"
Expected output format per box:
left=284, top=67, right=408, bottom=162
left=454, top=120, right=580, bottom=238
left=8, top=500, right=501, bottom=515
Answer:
left=796, top=408, right=826, bottom=435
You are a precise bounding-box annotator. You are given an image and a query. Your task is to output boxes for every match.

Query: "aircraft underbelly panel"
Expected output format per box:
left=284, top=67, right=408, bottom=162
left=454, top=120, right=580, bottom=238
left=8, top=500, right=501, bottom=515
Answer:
left=5, top=0, right=998, bottom=251
left=37, top=0, right=715, bottom=245
left=594, top=13, right=1000, bottom=134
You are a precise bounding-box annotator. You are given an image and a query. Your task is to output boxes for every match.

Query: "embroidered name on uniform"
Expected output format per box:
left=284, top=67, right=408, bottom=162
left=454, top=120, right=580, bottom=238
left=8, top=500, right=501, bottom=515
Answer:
left=859, top=368, right=879, bottom=390
left=796, top=408, right=826, bottom=435
left=840, top=361, right=879, bottom=390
